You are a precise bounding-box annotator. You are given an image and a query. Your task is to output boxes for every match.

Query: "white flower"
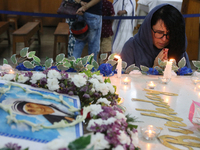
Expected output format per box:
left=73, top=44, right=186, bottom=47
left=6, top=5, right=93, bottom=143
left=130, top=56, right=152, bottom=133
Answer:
left=0, top=64, right=13, bottom=71
left=3, top=74, right=15, bottom=81
left=92, top=133, right=110, bottom=150
left=87, top=118, right=103, bottom=131
left=16, top=74, right=29, bottom=83
left=104, top=117, right=116, bottom=125
left=118, top=131, right=131, bottom=145
left=47, top=70, right=61, bottom=79
left=106, top=82, right=115, bottom=94
left=112, top=145, right=124, bottom=150
left=79, top=72, right=88, bottom=79
left=30, top=72, right=46, bottom=84
left=47, top=78, right=60, bottom=91
left=89, top=104, right=103, bottom=116
left=91, top=87, right=95, bottom=92
left=94, top=82, right=109, bottom=96
left=89, top=78, right=100, bottom=85
left=127, top=129, right=139, bottom=147
left=97, top=98, right=111, bottom=105
left=46, top=138, right=68, bottom=150
left=115, top=111, right=127, bottom=121
left=71, top=74, right=87, bottom=87
left=92, top=74, right=104, bottom=82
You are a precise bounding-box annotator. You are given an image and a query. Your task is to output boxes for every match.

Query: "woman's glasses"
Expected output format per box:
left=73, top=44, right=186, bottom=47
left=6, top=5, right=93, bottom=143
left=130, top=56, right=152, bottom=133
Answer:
left=151, top=28, right=169, bottom=39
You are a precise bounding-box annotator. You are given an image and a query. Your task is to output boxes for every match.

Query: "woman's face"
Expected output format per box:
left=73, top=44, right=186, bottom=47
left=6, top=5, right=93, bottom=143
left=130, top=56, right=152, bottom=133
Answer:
left=151, top=19, right=170, bottom=49
left=24, top=103, right=54, bottom=115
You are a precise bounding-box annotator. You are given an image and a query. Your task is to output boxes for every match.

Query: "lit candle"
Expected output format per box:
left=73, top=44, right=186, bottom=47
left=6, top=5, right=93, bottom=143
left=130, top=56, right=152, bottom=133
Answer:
left=9, top=69, right=15, bottom=74
left=147, top=81, right=156, bottom=89
left=141, top=125, right=161, bottom=141
left=145, top=129, right=156, bottom=139
left=115, top=55, right=122, bottom=78
left=163, top=60, right=172, bottom=79
left=122, top=77, right=130, bottom=85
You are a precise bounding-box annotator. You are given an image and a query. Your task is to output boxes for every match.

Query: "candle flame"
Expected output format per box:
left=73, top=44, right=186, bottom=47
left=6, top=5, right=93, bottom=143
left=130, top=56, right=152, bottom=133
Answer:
left=169, top=59, right=174, bottom=62
left=148, top=130, right=152, bottom=134
left=114, top=55, right=121, bottom=59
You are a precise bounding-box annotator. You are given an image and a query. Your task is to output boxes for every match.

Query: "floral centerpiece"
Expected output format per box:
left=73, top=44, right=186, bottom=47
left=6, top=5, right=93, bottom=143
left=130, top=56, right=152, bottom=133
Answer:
left=0, top=48, right=140, bottom=150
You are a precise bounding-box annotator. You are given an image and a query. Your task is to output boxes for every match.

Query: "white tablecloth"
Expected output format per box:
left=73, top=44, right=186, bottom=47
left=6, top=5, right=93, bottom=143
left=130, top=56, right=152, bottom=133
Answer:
left=1, top=74, right=200, bottom=150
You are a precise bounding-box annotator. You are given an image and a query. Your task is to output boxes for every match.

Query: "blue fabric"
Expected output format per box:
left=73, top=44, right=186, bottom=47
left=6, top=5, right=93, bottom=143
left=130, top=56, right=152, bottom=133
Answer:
left=73, top=12, right=102, bottom=61
left=120, top=4, right=191, bottom=69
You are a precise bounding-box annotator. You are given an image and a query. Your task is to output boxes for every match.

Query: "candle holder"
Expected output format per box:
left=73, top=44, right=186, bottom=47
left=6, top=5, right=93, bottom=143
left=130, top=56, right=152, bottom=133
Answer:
left=158, top=77, right=171, bottom=84
left=140, top=125, right=161, bottom=141
left=121, top=77, right=131, bottom=85
left=146, top=81, right=156, bottom=89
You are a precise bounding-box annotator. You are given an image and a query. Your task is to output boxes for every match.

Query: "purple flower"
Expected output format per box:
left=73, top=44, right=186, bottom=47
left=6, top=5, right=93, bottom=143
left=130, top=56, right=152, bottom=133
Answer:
left=98, top=106, right=116, bottom=120
left=24, top=71, right=33, bottom=78
left=40, top=77, right=47, bottom=85
left=83, top=93, right=90, bottom=99
left=5, top=142, right=21, bottom=150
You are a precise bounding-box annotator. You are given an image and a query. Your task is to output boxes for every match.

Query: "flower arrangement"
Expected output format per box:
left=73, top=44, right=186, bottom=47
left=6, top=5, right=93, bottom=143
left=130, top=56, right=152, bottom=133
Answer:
left=0, top=61, right=139, bottom=149
left=46, top=103, right=139, bottom=150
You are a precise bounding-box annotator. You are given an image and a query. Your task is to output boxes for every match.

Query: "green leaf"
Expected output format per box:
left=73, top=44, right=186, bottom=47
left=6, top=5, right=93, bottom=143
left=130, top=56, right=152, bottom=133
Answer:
left=122, top=61, right=127, bottom=69
left=45, top=58, right=53, bottom=68
left=68, top=135, right=91, bottom=150
left=92, top=60, right=99, bottom=70
left=20, top=47, right=29, bottom=57
left=63, top=61, right=71, bottom=68
left=178, top=57, right=186, bottom=68
left=100, top=53, right=108, bottom=60
left=27, top=51, right=36, bottom=58
left=172, top=65, right=179, bottom=71
left=56, top=53, right=65, bottom=63
left=127, top=124, right=138, bottom=130
left=11, top=54, right=17, bottom=64
left=88, top=54, right=94, bottom=64
left=33, top=56, right=41, bottom=63
left=57, top=65, right=69, bottom=71
left=108, top=53, right=117, bottom=60
left=74, top=61, right=85, bottom=72
left=81, top=56, right=88, bottom=66
left=86, top=64, right=94, bottom=70
left=106, top=60, right=117, bottom=66
left=192, top=60, right=200, bottom=68
left=140, top=65, right=149, bottom=72
left=104, top=77, right=111, bottom=83
left=3, top=58, right=8, bottom=64
left=67, top=56, right=76, bottom=61
left=125, top=64, right=140, bottom=74
left=23, top=61, right=34, bottom=69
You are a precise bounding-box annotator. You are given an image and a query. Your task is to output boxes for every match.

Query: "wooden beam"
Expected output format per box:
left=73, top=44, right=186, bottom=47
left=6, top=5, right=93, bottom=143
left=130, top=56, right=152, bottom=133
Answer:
left=181, top=0, right=200, bottom=60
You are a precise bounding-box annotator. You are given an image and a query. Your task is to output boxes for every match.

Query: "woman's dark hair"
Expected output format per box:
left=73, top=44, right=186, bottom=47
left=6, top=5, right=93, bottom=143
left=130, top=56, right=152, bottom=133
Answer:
left=151, top=5, right=186, bottom=62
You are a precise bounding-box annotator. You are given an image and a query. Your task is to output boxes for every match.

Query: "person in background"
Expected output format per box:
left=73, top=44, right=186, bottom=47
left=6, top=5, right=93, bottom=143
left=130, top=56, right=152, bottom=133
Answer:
left=66, top=18, right=76, bottom=57
left=120, top=4, right=191, bottom=68
left=73, top=0, right=102, bottom=61
left=99, top=0, right=115, bottom=58
left=112, top=0, right=136, bottom=54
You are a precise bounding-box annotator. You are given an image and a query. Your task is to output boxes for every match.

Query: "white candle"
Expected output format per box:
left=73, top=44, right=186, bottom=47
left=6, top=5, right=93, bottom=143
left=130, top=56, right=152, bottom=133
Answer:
left=163, top=61, right=172, bottom=78
left=115, top=55, right=122, bottom=78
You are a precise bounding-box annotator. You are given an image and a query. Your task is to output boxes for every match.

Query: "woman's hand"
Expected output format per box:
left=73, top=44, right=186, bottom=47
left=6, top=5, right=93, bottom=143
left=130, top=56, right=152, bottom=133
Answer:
left=153, top=48, right=169, bottom=67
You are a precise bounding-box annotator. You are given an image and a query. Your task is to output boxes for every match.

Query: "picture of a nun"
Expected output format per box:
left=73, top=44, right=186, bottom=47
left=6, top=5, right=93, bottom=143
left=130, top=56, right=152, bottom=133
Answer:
left=9, top=99, right=75, bottom=124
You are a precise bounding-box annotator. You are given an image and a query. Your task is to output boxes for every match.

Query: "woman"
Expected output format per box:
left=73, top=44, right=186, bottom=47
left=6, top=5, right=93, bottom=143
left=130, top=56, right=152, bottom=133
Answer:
left=112, top=0, right=136, bottom=54
left=121, top=4, right=191, bottom=68
left=12, top=100, right=75, bottom=124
